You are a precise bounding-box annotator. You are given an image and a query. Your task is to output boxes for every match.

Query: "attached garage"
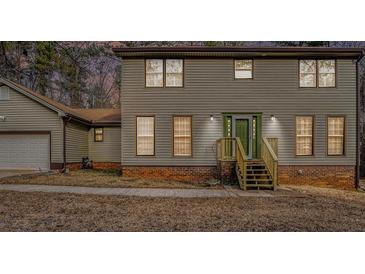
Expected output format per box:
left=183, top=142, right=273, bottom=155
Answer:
left=0, top=133, right=51, bottom=170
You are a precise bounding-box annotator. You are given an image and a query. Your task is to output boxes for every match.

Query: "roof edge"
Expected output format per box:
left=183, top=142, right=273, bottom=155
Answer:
left=0, top=77, right=66, bottom=116
left=113, top=47, right=365, bottom=58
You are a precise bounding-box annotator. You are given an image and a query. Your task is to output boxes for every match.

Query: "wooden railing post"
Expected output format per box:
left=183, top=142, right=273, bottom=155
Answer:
left=261, top=137, right=278, bottom=191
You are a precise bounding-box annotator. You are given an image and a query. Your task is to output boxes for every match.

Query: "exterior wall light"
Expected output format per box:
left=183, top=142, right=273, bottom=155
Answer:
left=0, top=115, right=6, bottom=122
left=271, top=115, right=276, bottom=121
left=210, top=115, right=214, bottom=121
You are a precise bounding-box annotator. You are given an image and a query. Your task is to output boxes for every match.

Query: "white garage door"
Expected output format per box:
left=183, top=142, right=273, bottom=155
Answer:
left=0, top=134, right=50, bottom=170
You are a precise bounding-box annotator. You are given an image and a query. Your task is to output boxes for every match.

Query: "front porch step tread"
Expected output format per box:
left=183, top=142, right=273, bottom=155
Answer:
left=245, top=179, right=273, bottom=182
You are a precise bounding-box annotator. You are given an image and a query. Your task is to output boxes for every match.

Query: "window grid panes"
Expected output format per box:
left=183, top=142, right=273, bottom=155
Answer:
left=137, top=117, right=154, bottom=156
left=299, top=59, right=336, bottom=88
left=173, top=116, right=192, bottom=156
left=235, top=60, right=253, bottom=79
left=146, top=59, right=163, bottom=87
left=94, top=128, right=103, bottom=142
left=166, top=59, right=183, bottom=87
left=318, top=60, right=336, bottom=87
left=328, top=117, right=344, bottom=155
left=299, top=60, right=316, bottom=87
left=296, top=116, right=313, bottom=156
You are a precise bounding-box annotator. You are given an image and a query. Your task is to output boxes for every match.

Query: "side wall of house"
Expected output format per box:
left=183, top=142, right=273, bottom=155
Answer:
left=88, top=127, right=121, bottom=164
left=65, top=121, right=89, bottom=163
left=120, top=58, right=356, bottom=186
left=0, top=85, right=64, bottom=165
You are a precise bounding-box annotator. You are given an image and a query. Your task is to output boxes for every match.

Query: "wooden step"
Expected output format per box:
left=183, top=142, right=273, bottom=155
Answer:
left=245, top=178, right=272, bottom=182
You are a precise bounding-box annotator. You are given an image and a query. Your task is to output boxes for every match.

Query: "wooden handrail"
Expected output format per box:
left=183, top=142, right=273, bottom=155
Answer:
left=261, top=137, right=278, bottom=191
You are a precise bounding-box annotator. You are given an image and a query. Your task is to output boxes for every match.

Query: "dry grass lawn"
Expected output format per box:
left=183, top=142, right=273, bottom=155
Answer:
left=0, top=169, right=221, bottom=189
left=0, top=186, right=364, bottom=231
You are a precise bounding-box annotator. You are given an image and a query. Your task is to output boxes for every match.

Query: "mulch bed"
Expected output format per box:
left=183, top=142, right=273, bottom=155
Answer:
left=0, top=187, right=364, bottom=231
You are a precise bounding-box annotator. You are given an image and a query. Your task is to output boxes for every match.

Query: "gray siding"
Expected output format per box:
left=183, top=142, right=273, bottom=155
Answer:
left=121, top=58, right=356, bottom=166
left=65, top=121, right=89, bottom=163
left=0, top=86, right=64, bottom=163
left=89, top=127, right=121, bottom=162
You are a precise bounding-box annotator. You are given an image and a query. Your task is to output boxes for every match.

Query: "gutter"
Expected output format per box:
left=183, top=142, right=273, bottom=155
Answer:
left=355, top=52, right=364, bottom=189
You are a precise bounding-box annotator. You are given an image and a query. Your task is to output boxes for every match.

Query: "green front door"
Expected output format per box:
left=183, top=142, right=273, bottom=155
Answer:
left=235, top=118, right=250, bottom=157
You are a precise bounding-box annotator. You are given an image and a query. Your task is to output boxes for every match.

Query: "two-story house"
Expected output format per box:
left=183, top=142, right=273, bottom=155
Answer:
left=113, top=47, right=363, bottom=190
left=0, top=47, right=363, bottom=190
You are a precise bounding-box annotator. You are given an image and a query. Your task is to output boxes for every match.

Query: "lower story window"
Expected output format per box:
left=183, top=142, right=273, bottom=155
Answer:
left=327, top=116, right=345, bottom=155
left=94, top=128, right=104, bottom=142
left=296, top=116, right=313, bottom=156
left=173, top=116, right=192, bottom=156
left=136, top=116, right=154, bottom=156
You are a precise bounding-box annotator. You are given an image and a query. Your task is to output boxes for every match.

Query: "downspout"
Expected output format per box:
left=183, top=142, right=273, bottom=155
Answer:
left=355, top=52, right=364, bottom=189
left=62, top=116, right=72, bottom=172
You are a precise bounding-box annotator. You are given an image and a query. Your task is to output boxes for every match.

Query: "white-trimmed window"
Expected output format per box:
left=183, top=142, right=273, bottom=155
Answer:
left=234, top=60, right=253, bottom=79
left=327, top=116, right=345, bottom=155
left=166, top=59, right=183, bottom=87
left=137, top=116, right=155, bottom=156
left=0, top=86, right=10, bottom=100
left=296, top=116, right=313, bottom=156
left=173, top=116, right=192, bottom=156
left=299, top=59, right=336, bottom=88
left=146, top=59, right=163, bottom=87
left=318, top=60, right=336, bottom=87
left=299, top=60, right=316, bottom=87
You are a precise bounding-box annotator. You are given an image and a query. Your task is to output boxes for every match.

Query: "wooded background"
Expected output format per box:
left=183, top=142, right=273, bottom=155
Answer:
left=1, top=41, right=364, bottom=174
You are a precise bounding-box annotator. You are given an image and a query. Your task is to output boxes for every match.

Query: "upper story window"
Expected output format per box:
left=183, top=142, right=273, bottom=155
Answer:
left=318, top=60, right=336, bottom=87
left=0, top=86, right=10, bottom=100
left=299, top=60, right=316, bottom=87
left=136, top=116, right=155, bottom=156
left=146, top=59, right=184, bottom=87
left=166, top=59, right=183, bottom=87
left=296, top=116, right=314, bottom=156
left=234, top=60, right=253, bottom=79
left=327, top=116, right=345, bottom=156
left=146, top=59, right=164, bottom=87
left=299, top=60, right=336, bottom=88
left=94, top=128, right=104, bottom=142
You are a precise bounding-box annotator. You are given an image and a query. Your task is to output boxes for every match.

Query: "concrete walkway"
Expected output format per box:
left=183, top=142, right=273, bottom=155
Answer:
left=0, top=184, right=280, bottom=198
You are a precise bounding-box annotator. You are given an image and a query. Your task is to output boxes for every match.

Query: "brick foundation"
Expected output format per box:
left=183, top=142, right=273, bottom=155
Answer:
left=278, top=165, right=356, bottom=190
left=66, top=162, right=121, bottom=171
left=92, top=162, right=121, bottom=170
left=121, top=166, right=218, bottom=183
left=217, top=160, right=237, bottom=185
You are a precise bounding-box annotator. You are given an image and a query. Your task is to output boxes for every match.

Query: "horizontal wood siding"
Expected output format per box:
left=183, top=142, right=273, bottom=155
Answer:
left=0, top=86, right=63, bottom=163
left=121, top=58, right=356, bottom=166
left=65, top=121, right=89, bottom=163
left=89, top=127, right=121, bottom=163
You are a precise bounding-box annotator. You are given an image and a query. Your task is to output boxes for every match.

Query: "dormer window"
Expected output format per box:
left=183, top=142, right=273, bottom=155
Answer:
left=0, top=86, right=10, bottom=100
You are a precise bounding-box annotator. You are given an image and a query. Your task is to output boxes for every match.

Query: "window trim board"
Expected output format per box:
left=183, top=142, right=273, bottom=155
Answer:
left=326, top=115, right=346, bottom=156
left=298, top=59, right=337, bottom=88
left=145, top=59, right=184, bottom=88
left=94, top=127, right=104, bottom=142
left=233, top=59, right=254, bottom=80
left=135, top=115, right=156, bottom=156
left=295, top=115, right=315, bottom=157
left=172, top=115, right=193, bottom=157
